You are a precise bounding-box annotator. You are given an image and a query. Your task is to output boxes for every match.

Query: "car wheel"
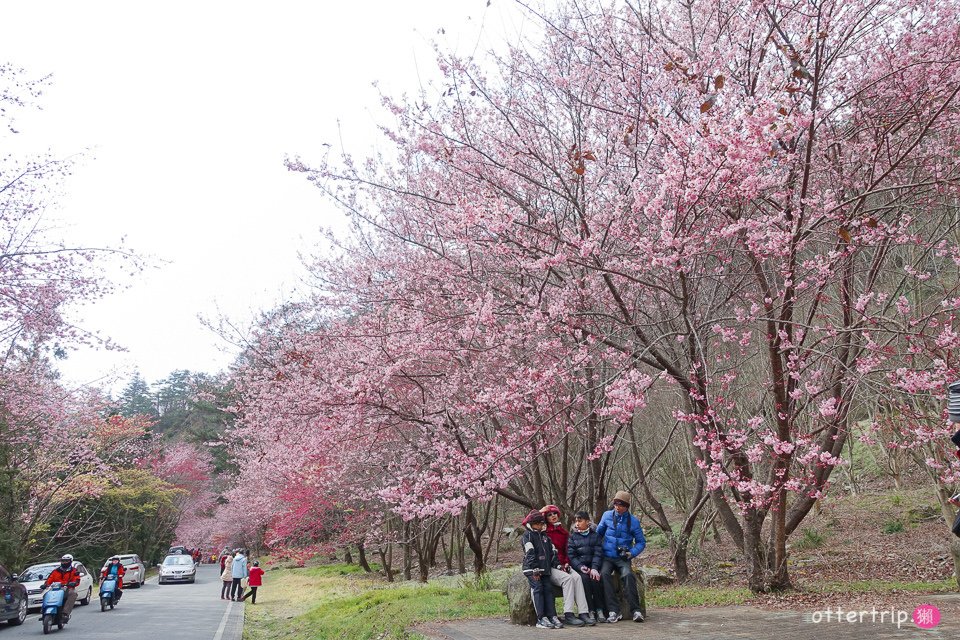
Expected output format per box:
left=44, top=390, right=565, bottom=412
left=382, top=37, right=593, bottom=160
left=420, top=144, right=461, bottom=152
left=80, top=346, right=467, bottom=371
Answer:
left=8, top=599, right=26, bottom=625
left=80, top=586, right=92, bottom=606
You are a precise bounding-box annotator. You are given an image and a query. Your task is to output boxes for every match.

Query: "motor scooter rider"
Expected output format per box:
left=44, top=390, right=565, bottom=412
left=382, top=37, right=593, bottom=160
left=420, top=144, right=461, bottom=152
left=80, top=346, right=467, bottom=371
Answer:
left=101, top=555, right=126, bottom=601
left=44, top=554, right=80, bottom=621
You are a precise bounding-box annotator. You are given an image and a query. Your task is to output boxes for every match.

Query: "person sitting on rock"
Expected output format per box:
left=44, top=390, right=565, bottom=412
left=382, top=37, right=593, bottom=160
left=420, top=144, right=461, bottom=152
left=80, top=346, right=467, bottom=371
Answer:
left=567, top=510, right=605, bottom=624
left=595, top=491, right=646, bottom=623
left=539, top=504, right=588, bottom=627
left=520, top=510, right=565, bottom=629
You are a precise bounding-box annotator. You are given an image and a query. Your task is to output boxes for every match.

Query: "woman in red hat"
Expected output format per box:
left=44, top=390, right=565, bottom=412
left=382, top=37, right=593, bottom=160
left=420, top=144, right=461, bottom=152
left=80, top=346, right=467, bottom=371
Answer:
left=540, top=504, right=591, bottom=626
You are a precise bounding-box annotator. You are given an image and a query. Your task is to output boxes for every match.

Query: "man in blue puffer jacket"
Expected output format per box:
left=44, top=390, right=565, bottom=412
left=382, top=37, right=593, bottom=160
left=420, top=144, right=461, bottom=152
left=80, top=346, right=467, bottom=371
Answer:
left=595, top=491, right=646, bottom=623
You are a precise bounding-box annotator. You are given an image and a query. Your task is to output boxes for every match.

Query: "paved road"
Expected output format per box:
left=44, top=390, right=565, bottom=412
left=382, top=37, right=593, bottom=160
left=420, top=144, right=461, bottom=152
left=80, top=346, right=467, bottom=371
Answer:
left=0, top=565, right=243, bottom=640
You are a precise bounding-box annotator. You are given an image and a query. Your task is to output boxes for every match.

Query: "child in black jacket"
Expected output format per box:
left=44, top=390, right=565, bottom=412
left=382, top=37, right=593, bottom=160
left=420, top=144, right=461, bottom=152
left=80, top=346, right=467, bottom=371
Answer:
left=567, top=511, right=606, bottom=623
left=521, top=509, right=564, bottom=629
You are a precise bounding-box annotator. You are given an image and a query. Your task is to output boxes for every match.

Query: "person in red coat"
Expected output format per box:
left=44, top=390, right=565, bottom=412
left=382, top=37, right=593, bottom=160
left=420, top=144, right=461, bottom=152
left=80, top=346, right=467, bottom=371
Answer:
left=45, top=555, right=81, bottom=620
left=240, top=561, right=264, bottom=604
left=540, top=505, right=590, bottom=626
left=101, top=556, right=127, bottom=601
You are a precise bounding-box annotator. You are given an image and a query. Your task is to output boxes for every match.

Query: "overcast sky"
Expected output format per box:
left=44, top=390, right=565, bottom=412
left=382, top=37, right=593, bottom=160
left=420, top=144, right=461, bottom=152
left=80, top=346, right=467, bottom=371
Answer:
left=0, top=0, right=531, bottom=393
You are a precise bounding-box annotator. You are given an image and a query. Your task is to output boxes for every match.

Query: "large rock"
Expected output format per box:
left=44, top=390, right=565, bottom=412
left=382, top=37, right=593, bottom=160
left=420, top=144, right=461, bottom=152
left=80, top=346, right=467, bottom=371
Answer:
left=505, top=571, right=538, bottom=626
left=504, top=567, right=648, bottom=625
left=641, top=565, right=675, bottom=587
left=611, top=566, right=648, bottom=618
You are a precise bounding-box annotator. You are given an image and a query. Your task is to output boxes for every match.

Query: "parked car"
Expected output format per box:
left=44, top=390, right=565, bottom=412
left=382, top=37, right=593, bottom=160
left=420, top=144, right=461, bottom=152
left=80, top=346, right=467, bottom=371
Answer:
left=99, top=554, right=145, bottom=588
left=157, top=554, right=196, bottom=584
left=18, top=561, right=95, bottom=611
left=0, top=564, right=27, bottom=625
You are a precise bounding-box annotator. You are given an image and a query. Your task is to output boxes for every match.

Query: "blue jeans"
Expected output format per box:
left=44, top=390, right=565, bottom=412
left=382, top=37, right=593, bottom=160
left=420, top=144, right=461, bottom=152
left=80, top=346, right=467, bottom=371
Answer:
left=601, top=557, right=639, bottom=614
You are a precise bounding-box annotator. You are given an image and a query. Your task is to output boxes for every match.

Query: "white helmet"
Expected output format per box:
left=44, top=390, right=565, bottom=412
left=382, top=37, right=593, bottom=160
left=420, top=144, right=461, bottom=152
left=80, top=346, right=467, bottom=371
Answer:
left=60, top=554, right=74, bottom=563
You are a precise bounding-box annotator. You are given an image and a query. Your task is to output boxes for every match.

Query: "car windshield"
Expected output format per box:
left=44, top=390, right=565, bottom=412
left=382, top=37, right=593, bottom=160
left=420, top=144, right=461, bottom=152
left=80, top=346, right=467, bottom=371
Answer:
left=162, top=555, right=194, bottom=566
left=120, top=558, right=137, bottom=566
left=21, top=565, right=55, bottom=581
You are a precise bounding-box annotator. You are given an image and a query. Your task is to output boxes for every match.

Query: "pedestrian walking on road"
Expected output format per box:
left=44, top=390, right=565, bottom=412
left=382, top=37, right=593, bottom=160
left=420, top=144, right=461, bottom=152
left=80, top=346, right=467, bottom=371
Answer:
left=240, top=561, right=264, bottom=604
left=220, top=552, right=234, bottom=600
left=231, top=549, right=249, bottom=601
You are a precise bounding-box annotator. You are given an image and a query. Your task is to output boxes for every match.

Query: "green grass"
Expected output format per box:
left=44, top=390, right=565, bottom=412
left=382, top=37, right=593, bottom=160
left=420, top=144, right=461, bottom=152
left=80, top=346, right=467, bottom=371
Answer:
left=647, top=584, right=752, bottom=607
left=809, top=578, right=956, bottom=595
left=882, top=519, right=905, bottom=534
left=243, top=564, right=504, bottom=640
left=793, top=529, right=826, bottom=551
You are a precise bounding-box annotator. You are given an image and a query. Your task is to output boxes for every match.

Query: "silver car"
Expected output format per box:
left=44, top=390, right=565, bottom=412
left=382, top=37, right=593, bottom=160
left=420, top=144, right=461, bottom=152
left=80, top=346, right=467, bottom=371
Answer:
left=19, top=562, right=95, bottom=611
left=157, top=555, right=196, bottom=584
left=100, top=554, right=145, bottom=588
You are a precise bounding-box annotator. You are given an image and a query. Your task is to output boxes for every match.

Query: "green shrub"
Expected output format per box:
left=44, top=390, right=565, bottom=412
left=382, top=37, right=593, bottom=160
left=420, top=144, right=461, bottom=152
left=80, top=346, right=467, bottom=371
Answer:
left=793, top=529, right=825, bottom=551
left=882, top=520, right=904, bottom=534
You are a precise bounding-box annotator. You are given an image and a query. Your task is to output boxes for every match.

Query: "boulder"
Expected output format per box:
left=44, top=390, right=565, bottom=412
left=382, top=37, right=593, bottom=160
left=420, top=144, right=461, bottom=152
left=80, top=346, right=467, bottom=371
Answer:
left=610, top=566, right=648, bottom=618
left=504, top=571, right=538, bottom=626
left=504, top=566, right=648, bottom=625
left=640, top=565, right=674, bottom=587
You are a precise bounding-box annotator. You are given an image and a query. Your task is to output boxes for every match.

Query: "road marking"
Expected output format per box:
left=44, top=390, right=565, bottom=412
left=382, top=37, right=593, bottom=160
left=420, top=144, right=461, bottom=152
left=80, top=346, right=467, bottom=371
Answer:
left=213, top=599, right=233, bottom=640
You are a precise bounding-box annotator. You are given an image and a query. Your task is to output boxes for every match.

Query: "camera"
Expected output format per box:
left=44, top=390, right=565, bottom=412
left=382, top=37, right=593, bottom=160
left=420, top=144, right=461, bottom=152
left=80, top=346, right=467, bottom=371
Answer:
left=617, top=546, right=631, bottom=560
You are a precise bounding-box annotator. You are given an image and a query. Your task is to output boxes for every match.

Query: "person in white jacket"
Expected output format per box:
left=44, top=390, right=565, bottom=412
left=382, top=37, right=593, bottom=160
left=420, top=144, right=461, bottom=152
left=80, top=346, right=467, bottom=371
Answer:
left=230, top=549, right=249, bottom=601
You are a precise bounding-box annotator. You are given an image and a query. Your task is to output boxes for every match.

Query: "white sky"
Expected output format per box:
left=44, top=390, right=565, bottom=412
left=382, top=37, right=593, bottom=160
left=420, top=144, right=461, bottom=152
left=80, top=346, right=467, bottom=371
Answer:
left=0, top=0, right=532, bottom=393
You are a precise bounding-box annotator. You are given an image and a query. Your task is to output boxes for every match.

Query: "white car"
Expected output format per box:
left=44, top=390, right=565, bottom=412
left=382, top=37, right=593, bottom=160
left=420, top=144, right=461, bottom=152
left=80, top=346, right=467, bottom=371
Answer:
left=100, top=554, right=146, bottom=588
left=19, top=562, right=95, bottom=611
left=157, top=554, right=196, bottom=584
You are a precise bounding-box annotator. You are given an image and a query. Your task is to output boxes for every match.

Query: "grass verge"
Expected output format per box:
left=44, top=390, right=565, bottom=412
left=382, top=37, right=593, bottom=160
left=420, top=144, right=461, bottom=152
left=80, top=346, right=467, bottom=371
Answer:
left=809, top=578, right=956, bottom=595
left=243, top=564, right=504, bottom=640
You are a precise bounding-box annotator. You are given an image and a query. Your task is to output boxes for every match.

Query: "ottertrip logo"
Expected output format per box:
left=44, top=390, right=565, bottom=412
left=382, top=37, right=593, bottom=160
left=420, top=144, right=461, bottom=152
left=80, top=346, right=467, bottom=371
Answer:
left=806, top=605, right=940, bottom=629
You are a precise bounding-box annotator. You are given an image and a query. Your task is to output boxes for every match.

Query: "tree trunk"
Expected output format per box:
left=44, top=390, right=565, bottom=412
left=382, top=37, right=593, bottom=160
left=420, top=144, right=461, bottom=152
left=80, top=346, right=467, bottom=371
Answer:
left=403, top=522, right=412, bottom=581
left=377, top=546, right=394, bottom=582
left=768, top=489, right=791, bottom=591
left=743, top=510, right=767, bottom=593
left=464, top=502, right=487, bottom=577
left=357, top=544, right=372, bottom=573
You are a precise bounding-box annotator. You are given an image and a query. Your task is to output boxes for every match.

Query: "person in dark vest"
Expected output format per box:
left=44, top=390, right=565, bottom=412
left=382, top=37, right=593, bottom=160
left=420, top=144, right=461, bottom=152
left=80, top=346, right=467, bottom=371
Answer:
left=566, top=511, right=605, bottom=624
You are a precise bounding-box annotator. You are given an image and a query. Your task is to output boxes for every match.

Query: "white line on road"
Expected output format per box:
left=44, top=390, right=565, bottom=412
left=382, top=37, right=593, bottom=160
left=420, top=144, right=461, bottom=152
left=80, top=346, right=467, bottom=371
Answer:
left=213, top=599, right=233, bottom=640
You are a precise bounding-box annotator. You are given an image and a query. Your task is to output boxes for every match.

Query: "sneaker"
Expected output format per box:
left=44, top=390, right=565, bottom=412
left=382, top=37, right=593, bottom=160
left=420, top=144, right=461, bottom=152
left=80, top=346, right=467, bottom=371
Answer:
left=536, top=617, right=554, bottom=629
left=550, top=616, right=565, bottom=629
left=608, top=611, right=622, bottom=623
left=633, top=610, right=645, bottom=622
left=564, top=612, right=585, bottom=626
left=595, top=610, right=608, bottom=623
left=580, top=612, right=596, bottom=626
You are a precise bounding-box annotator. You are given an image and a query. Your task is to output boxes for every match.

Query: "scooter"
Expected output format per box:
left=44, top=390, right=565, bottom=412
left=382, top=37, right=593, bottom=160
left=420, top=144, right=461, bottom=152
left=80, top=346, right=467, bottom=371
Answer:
left=99, top=577, right=120, bottom=611
left=40, top=582, right=71, bottom=634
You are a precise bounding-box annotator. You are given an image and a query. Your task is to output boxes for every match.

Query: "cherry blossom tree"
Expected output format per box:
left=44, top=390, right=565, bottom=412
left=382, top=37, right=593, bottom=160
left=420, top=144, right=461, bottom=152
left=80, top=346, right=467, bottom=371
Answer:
left=0, top=65, right=145, bottom=567
left=210, top=0, right=960, bottom=591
